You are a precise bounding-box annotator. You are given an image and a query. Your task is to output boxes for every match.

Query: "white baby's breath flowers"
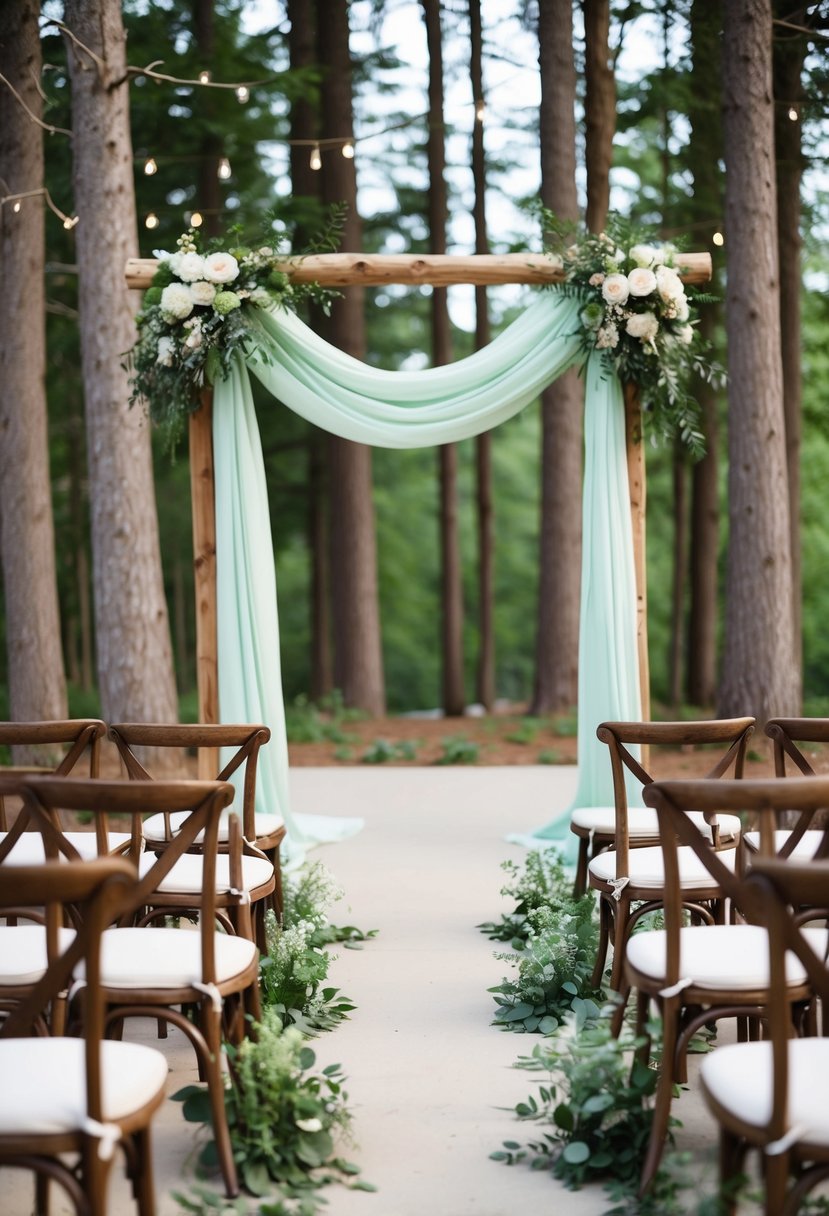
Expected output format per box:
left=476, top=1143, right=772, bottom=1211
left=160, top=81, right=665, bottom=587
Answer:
left=596, top=322, right=619, bottom=349
left=160, top=283, right=194, bottom=320
left=627, top=267, right=657, bottom=297
left=189, top=280, right=217, bottom=306
left=601, top=273, right=630, bottom=306
left=626, top=311, right=659, bottom=343
left=203, top=251, right=240, bottom=283
left=156, top=335, right=175, bottom=365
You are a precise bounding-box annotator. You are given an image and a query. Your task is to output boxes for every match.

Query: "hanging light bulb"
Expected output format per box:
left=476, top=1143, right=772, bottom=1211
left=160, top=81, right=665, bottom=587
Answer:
left=144, top=156, right=158, bottom=176
left=145, top=212, right=160, bottom=229
left=190, top=211, right=204, bottom=228
left=788, top=106, right=798, bottom=121
left=12, top=200, right=21, bottom=213
left=310, top=144, right=322, bottom=171
left=63, top=216, right=77, bottom=230
left=198, top=70, right=211, bottom=84
left=712, top=231, right=724, bottom=247
left=475, top=99, right=485, bottom=123
left=218, top=157, right=232, bottom=180
left=236, top=86, right=250, bottom=103
left=341, top=140, right=355, bottom=159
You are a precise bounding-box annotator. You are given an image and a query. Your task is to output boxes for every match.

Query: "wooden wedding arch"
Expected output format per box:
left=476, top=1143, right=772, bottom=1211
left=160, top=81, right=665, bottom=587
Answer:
left=126, top=251, right=712, bottom=762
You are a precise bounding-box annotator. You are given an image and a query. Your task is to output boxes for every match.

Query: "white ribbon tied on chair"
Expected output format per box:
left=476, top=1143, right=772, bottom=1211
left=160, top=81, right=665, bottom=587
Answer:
left=766, top=1124, right=808, bottom=1156
left=608, top=876, right=630, bottom=902
left=82, top=1116, right=121, bottom=1161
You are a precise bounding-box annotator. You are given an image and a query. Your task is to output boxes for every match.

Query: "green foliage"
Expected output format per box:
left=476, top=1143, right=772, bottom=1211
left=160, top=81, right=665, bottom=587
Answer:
left=537, top=749, right=561, bottom=765
left=173, top=1012, right=366, bottom=1198
left=284, top=695, right=360, bottom=746
left=478, top=849, right=578, bottom=946
left=282, top=858, right=376, bottom=949
left=435, top=735, right=480, bottom=765
left=504, top=718, right=541, bottom=745
left=360, top=738, right=418, bottom=763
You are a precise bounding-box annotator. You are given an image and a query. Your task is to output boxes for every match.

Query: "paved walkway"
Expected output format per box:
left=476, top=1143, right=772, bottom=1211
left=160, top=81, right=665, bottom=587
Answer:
left=3, top=767, right=721, bottom=1215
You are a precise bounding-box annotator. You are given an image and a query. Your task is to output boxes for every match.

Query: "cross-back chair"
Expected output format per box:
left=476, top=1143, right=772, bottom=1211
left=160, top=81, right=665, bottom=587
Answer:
left=636, top=777, right=829, bottom=1195
left=588, top=718, right=753, bottom=1009
left=0, top=856, right=168, bottom=1216
left=749, top=718, right=829, bottom=861
left=109, top=723, right=282, bottom=943
left=700, top=845, right=829, bottom=1215
left=17, top=776, right=263, bottom=1198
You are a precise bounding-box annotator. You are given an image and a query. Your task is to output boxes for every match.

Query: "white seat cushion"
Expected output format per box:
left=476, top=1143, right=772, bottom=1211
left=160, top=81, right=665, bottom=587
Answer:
left=0, top=1038, right=167, bottom=1134
left=0, top=925, right=76, bottom=986
left=701, top=1038, right=829, bottom=1144
left=626, top=924, right=829, bottom=991
left=94, top=926, right=258, bottom=988
left=743, top=829, right=825, bottom=860
left=139, top=851, right=274, bottom=894
left=589, top=843, right=736, bottom=890
left=142, top=809, right=284, bottom=845
left=571, top=806, right=741, bottom=841
left=0, top=831, right=134, bottom=864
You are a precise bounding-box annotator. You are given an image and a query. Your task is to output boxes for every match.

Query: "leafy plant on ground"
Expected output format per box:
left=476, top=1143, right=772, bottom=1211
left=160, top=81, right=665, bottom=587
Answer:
left=504, top=717, right=541, bottom=745
left=435, top=735, right=480, bottom=765
left=173, top=1183, right=326, bottom=1215
left=361, top=738, right=418, bottom=763
left=537, top=748, right=561, bottom=765
left=260, top=912, right=355, bottom=1034
left=478, top=847, right=582, bottom=946
left=492, top=1015, right=680, bottom=1213
left=490, top=900, right=605, bottom=1034
left=282, top=859, right=378, bottom=950
left=174, top=1011, right=374, bottom=1199
left=284, top=693, right=362, bottom=746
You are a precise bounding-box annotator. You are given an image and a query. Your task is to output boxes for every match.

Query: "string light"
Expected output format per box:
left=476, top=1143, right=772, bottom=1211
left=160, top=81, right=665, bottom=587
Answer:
left=788, top=106, right=798, bottom=121
left=63, top=215, right=78, bottom=230
left=475, top=99, right=485, bottom=123
left=144, top=156, right=158, bottom=175
left=145, top=212, right=159, bottom=229
left=1, top=186, right=75, bottom=229
left=189, top=211, right=204, bottom=228
left=712, top=231, right=724, bottom=247
left=235, top=86, right=249, bottom=103
left=218, top=157, right=232, bottom=180
left=310, top=144, right=322, bottom=171
left=12, top=201, right=21, bottom=213
left=198, top=70, right=211, bottom=85
left=341, top=140, right=355, bottom=159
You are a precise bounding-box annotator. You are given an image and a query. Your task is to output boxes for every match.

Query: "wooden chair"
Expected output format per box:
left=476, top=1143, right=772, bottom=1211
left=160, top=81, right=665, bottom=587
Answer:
left=700, top=843, right=829, bottom=1215
left=109, top=723, right=282, bottom=943
left=636, top=777, right=829, bottom=1194
left=588, top=718, right=753, bottom=1010
left=16, top=776, right=263, bottom=1198
left=0, top=856, right=168, bottom=1216
left=751, top=718, right=829, bottom=860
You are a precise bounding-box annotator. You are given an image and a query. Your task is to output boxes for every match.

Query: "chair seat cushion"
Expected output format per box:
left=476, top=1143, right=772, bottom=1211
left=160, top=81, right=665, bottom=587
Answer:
left=571, top=806, right=741, bottom=841
left=0, top=1038, right=167, bottom=1134
left=701, top=1038, right=829, bottom=1144
left=743, top=829, right=825, bottom=860
left=0, top=831, right=134, bottom=863
left=0, top=925, right=76, bottom=986
left=138, top=851, right=274, bottom=895
left=626, top=924, right=828, bottom=991
left=588, top=843, right=736, bottom=890
left=94, top=927, right=258, bottom=989
left=142, top=810, right=284, bottom=846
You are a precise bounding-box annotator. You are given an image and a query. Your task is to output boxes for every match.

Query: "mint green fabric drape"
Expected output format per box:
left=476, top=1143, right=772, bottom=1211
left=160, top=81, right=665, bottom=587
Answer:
left=211, top=290, right=642, bottom=856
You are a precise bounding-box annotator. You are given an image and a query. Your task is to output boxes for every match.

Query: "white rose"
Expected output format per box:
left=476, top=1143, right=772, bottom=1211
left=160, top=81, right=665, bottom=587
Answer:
left=675, top=324, right=694, bottom=345
left=629, top=243, right=658, bottom=268
left=626, top=311, right=659, bottom=342
left=203, top=251, right=240, bottom=283
left=674, top=296, right=690, bottom=322
left=176, top=252, right=206, bottom=282
left=189, top=280, right=217, bottom=306
left=249, top=287, right=272, bottom=306
left=655, top=264, right=684, bottom=303
left=160, top=283, right=194, bottom=320
left=627, top=267, right=657, bottom=297
left=601, top=273, right=630, bottom=306
left=156, top=335, right=175, bottom=365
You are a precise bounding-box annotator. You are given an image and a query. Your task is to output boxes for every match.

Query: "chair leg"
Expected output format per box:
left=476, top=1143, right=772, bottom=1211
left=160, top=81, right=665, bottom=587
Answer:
left=134, top=1126, right=157, bottom=1216
left=608, top=900, right=631, bottom=994
left=764, top=1149, right=790, bottom=1216
left=591, top=896, right=612, bottom=988
left=203, top=1005, right=239, bottom=1198
left=83, top=1137, right=114, bottom=1216
left=572, top=838, right=589, bottom=899
left=639, top=1001, right=679, bottom=1193
left=35, top=1171, right=49, bottom=1216
left=717, top=1128, right=744, bottom=1216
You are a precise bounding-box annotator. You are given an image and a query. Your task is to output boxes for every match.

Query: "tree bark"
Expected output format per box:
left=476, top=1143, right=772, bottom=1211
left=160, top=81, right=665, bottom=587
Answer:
left=530, top=0, right=582, bottom=715
left=317, top=0, right=385, bottom=715
left=584, top=0, right=615, bottom=234
left=0, top=0, right=69, bottom=739
left=718, top=0, right=799, bottom=726
left=64, top=0, right=179, bottom=726
left=470, top=0, right=495, bottom=711
left=423, top=0, right=464, bottom=716
left=193, top=0, right=223, bottom=238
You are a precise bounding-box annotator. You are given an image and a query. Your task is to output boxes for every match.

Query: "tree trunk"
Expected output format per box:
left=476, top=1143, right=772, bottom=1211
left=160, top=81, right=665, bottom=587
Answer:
left=64, top=0, right=179, bottom=726
left=0, top=0, right=69, bottom=740
left=193, top=0, right=223, bottom=238
left=669, top=446, right=688, bottom=710
left=423, top=0, right=464, bottom=716
left=530, top=0, right=582, bottom=715
left=584, top=0, right=615, bottom=234
left=718, top=0, right=799, bottom=726
left=470, top=0, right=495, bottom=712
left=317, top=0, right=385, bottom=715
left=773, top=2, right=806, bottom=698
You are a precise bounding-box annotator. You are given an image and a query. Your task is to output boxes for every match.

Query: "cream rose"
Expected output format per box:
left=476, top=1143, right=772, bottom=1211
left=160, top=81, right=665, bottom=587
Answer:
left=626, top=311, right=659, bottom=342
left=602, top=273, right=630, bottom=306
left=629, top=243, right=658, bottom=268
left=627, top=267, right=657, bottom=297
left=160, top=283, right=194, bottom=320
left=189, top=280, right=217, bottom=306
left=175, top=252, right=207, bottom=282
left=655, top=264, right=684, bottom=303
left=203, top=252, right=240, bottom=283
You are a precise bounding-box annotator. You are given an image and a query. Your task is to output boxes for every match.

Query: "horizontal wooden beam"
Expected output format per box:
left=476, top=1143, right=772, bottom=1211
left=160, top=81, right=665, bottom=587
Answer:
left=125, top=250, right=713, bottom=290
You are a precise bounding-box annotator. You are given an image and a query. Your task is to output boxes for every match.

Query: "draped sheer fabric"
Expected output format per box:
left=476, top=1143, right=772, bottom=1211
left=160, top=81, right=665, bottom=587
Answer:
left=211, top=290, right=641, bottom=857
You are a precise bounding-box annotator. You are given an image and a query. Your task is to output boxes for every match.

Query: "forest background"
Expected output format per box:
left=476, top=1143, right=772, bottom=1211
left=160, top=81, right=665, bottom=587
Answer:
left=0, top=0, right=827, bottom=752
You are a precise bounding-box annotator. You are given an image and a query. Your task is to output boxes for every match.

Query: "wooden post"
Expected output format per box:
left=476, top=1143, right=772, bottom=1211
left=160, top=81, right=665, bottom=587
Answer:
left=189, top=389, right=219, bottom=777
left=624, top=381, right=651, bottom=740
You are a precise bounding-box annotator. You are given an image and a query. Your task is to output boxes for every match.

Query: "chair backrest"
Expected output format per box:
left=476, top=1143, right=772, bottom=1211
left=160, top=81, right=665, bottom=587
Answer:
left=108, top=723, right=270, bottom=841
left=8, top=777, right=235, bottom=984
left=0, top=856, right=135, bottom=1123
left=596, top=718, right=755, bottom=876
left=0, top=720, right=107, bottom=832
left=643, top=777, right=829, bottom=988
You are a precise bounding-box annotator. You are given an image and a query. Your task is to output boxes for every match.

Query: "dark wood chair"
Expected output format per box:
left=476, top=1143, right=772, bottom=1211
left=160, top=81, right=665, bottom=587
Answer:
left=700, top=842, right=829, bottom=1215
left=588, top=718, right=753, bottom=1012
left=636, top=777, right=829, bottom=1194
left=109, top=723, right=282, bottom=944
left=0, top=855, right=167, bottom=1216
left=15, top=776, right=263, bottom=1198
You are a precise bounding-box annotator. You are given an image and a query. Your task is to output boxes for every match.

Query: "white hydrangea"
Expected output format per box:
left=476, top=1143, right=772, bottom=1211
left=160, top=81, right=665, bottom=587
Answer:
left=203, top=251, right=240, bottom=283
left=175, top=252, right=207, bottom=282
left=628, top=243, right=658, bottom=268
left=189, top=280, right=217, bottom=306
left=160, top=283, right=194, bottom=320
